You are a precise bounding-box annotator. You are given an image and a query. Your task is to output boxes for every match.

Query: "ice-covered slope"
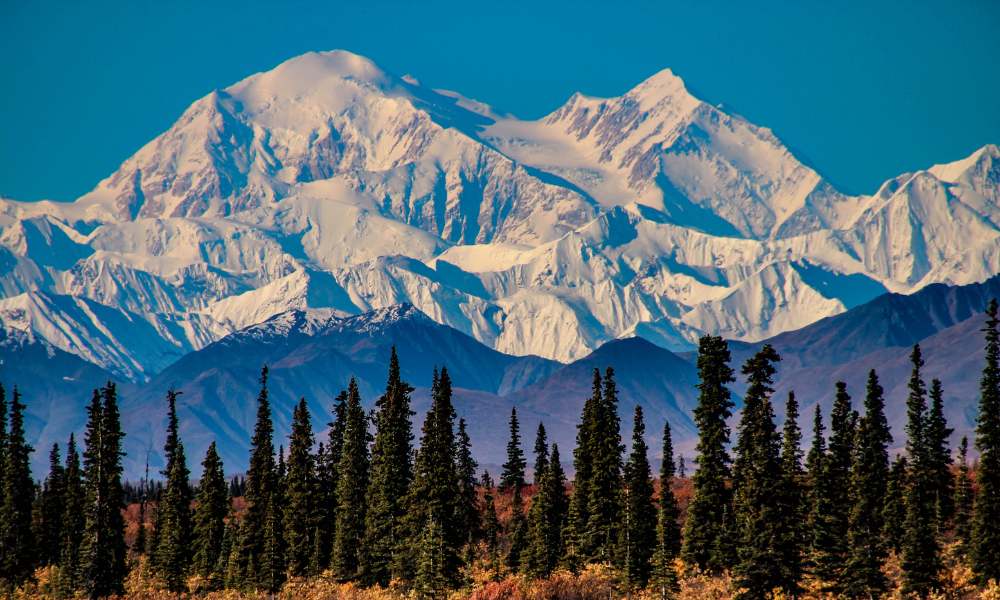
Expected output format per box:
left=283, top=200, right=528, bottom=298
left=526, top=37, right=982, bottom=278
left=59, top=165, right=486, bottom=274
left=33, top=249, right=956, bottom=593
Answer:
left=0, top=50, right=997, bottom=372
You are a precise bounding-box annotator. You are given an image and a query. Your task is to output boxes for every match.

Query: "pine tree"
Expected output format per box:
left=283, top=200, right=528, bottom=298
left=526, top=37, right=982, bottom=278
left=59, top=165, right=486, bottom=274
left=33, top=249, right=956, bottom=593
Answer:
left=58, top=433, right=85, bottom=596
left=811, top=381, right=855, bottom=589
left=900, top=345, right=943, bottom=597
left=415, top=517, right=450, bottom=600
left=506, top=486, right=528, bottom=570
left=155, top=388, right=193, bottom=592
left=843, top=369, right=893, bottom=599
left=313, top=390, right=347, bottom=573
left=619, top=405, right=657, bottom=588
left=481, top=471, right=500, bottom=562
left=455, top=417, right=479, bottom=546
left=401, top=366, right=462, bottom=586
left=682, top=335, right=736, bottom=573
left=361, top=347, right=415, bottom=586
left=584, top=367, right=624, bottom=563
left=926, top=378, right=954, bottom=529
left=971, top=298, right=1000, bottom=584
left=882, top=454, right=908, bottom=555
left=333, top=377, right=370, bottom=581
left=565, top=369, right=602, bottom=567
left=953, top=436, right=973, bottom=549
left=533, top=423, right=548, bottom=486
left=777, top=392, right=805, bottom=598
left=524, top=443, right=569, bottom=578
left=284, top=397, right=317, bottom=576
left=81, top=383, right=128, bottom=600
left=731, top=345, right=790, bottom=600
left=651, top=420, right=682, bottom=599
left=0, top=386, right=36, bottom=585
left=192, top=442, right=228, bottom=587
left=35, top=443, right=66, bottom=567
left=500, top=407, right=526, bottom=493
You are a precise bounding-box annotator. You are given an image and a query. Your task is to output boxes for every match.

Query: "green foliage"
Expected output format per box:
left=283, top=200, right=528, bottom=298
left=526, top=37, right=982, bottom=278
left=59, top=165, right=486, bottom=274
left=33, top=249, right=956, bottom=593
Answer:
left=455, top=417, right=480, bottom=545
left=57, top=433, right=85, bottom=597
left=313, top=390, right=347, bottom=573
left=524, top=443, right=569, bottom=578
left=971, top=298, right=1000, bottom=584
left=284, top=397, right=318, bottom=576
left=584, top=367, right=624, bottom=563
left=505, top=487, right=528, bottom=571
left=882, top=454, right=908, bottom=555
left=193, top=442, right=228, bottom=587
left=1, top=386, right=36, bottom=585
left=651, top=419, right=682, bottom=600
left=619, top=406, right=656, bottom=588
left=481, top=471, right=499, bottom=556
left=333, top=377, right=371, bottom=581
left=953, top=436, right=973, bottom=548
left=565, top=369, right=602, bottom=566
left=155, top=388, right=193, bottom=592
left=499, top=407, right=526, bottom=493
left=532, top=422, right=548, bottom=486
left=682, top=335, right=736, bottom=573
left=776, top=391, right=805, bottom=596
left=926, top=378, right=954, bottom=527
left=33, top=444, right=65, bottom=567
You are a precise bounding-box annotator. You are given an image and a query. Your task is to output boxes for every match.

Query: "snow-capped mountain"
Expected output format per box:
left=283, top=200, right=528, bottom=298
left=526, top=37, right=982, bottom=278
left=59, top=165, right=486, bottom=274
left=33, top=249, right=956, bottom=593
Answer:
left=1, top=50, right=998, bottom=375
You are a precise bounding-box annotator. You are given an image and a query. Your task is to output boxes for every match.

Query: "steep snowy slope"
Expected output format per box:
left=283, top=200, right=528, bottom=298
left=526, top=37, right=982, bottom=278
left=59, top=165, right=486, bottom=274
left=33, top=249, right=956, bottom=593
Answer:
left=0, top=50, right=997, bottom=371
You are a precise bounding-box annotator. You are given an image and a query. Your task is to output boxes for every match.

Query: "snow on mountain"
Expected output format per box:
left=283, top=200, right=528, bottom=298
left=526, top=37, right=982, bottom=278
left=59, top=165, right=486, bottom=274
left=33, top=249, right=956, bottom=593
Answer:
left=0, top=50, right=997, bottom=374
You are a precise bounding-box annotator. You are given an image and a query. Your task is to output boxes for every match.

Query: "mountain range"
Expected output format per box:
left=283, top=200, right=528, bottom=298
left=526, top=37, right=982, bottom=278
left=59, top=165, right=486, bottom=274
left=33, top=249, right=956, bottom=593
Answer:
left=0, top=50, right=997, bottom=476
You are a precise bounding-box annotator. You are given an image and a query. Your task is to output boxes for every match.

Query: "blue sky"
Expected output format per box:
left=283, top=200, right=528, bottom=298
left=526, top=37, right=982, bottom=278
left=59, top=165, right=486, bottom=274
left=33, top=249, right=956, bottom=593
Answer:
left=2, top=0, right=998, bottom=202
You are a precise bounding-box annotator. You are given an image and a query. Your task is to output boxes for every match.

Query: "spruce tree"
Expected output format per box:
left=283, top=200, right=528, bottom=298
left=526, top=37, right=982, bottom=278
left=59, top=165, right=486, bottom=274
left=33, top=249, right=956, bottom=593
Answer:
left=192, top=442, right=228, bottom=586
left=0, top=386, right=36, bottom=585
left=682, top=335, right=736, bottom=573
left=35, top=443, right=66, bottom=567
left=533, top=422, right=548, bottom=486
left=971, top=298, right=1000, bottom=584
left=314, top=390, right=347, bottom=572
left=882, top=454, right=908, bottom=555
left=811, top=381, right=855, bottom=589
left=651, top=420, right=682, bottom=599
left=777, top=391, right=805, bottom=597
left=333, top=377, right=370, bottom=581
left=731, top=345, right=790, bottom=600
left=81, top=384, right=128, bottom=600
left=361, top=347, right=415, bottom=586
left=284, top=397, right=317, bottom=576
left=455, top=418, right=479, bottom=545
left=584, top=367, right=624, bottom=563
left=953, top=436, right=973, bottom=548
left=506, top=486, right=528, bottom=570
left=565, top=369, right=602, bottom=567
left=0, top=385, right=6, bottom=486
left=900, top=345, right=943, bottom=597
left=843, top=369, right=892, bottom=599
left=401, top=366, right=461, bottom=586
left=481, top=471, right=500, bottom=563
left=926, top=378, right=954, bottom=528
left=619, top=405, right=656, bottom=588
left=524, top=443, right=569, bottom=579
left=499, top=407, right=526, bottom=493
left=414, top=517, right=449, bottom=600
left=58, top=433, right=85, bottom=596
left=156, top=388, right=193, bottom=592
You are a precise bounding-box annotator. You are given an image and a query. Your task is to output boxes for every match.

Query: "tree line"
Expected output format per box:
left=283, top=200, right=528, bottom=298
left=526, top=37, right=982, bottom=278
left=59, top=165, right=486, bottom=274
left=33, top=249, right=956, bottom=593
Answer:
left=0, top=300, right=999, bottom=599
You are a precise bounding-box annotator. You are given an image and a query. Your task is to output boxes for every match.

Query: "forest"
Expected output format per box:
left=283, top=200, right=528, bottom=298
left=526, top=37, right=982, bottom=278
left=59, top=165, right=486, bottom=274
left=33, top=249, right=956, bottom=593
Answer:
left=0, top=299, right=999, bottom=600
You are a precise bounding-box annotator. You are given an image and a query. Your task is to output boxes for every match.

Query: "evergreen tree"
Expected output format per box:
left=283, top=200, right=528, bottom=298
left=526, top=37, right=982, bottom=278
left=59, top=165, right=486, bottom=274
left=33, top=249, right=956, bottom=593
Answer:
left=81, top=384, right=128, bottom=600
left=882, top=454, right=908, bottom=555
left=900, top=345, right=943, bottom=597
left=777, top=392, right=805, bottom=597
left=533, top=422, right=549, bottom=486
left=455, top=417, right=479, bottom=545
left=0, top=386, right=36, bottom=585
left=361, top=347, right=415, bottom=586
left=565, top=369, right=602, bottom=567
left=651, top=420, right=682, bottom=599
left=0, top=385, right=6, bottom=487
left=584, top=367, right=624, bottom=563
left=524, top=443, right=569, bottom=579
left=499, top=407, right=526, bottom=493
left=35, top=443, right=66, bottom=567
left=731, top=345, right=791, bottom=600
left=971, top=298, right=1000, bottom=584
left=414, top=517, right=449, bottom=600
left=811, top=381, right=855, bottom=589
left=682, top=335, right=736, bottom=573
left=192, top=442, right=228, bottom=586
left=843, top=369, right=893, bottom=599
left=333, top=377, right=370, bottom=581
left=58, top=433, right=85, bottom=596
left=284, top=397, right=317, bottom=576
left=155, top=388, right=193, bottom=592
left=506, top=486, right=528, bottom=571
left=926, top=378, right=954, bottom=528
left=619, top=406, right=656, bottom=588
left=313, top=390, right=347, bottom=573
left=401, top=367, right=461, bottom=586
left=953, top=436, right=973, bottom=548
left=481, top=471, right=500, bottom=560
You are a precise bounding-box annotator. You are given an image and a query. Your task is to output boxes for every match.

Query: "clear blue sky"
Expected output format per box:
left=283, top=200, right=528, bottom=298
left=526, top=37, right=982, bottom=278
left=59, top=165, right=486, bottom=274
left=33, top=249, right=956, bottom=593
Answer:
left=2, top=0, right=998, bottom=202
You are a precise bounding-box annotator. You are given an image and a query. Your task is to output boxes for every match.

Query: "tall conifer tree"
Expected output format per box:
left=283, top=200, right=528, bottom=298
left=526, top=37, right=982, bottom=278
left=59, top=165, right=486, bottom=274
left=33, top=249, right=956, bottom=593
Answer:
left=500, top=407, right=526, bottom=493
left=192, top=442, right=228, bottom=586
left=333, top=377, right=370, bottom=581
left=882, top=454, right=908, bottom=555
left=926, top=378, right=954, bottom=528
left=843, top=370, right=892, bottom=599
left=0, top=386, right=36, bottom=585
left=524, top=443, right=569, bottom=578
left=533, top=423, right=548, bottom=486
left=651, top=420, right=682, bottom=599
left=900, top=345, right=943, bottom=597
left=455, top=418, right=479, bottom=546
left=971, top=299, right=1000, bottom=584
left=953, top=436, right=973, bottom=548
left=777, top=391, right=805, bottom=597
left=682, top=335, right=736, bottom=573
left=313, top=390, right=347, bottom=572
left=284, top=397, right=317, bottom=576
left=619, top=405, right=656, bottom=588
left=585, top=367, right=624, bottom=562
left=565, top=369, right=602, bottom=566
left=361, top=347, right=415, bottom=586
left=481, top=471, right=500, bottom=566
left=35, top=443, right=65, bottom=567
left=58, top=433, right=85, bottom=596
left=156, top=388, right=193, bottom=592
left=811, top=382, right=855, bottom=589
